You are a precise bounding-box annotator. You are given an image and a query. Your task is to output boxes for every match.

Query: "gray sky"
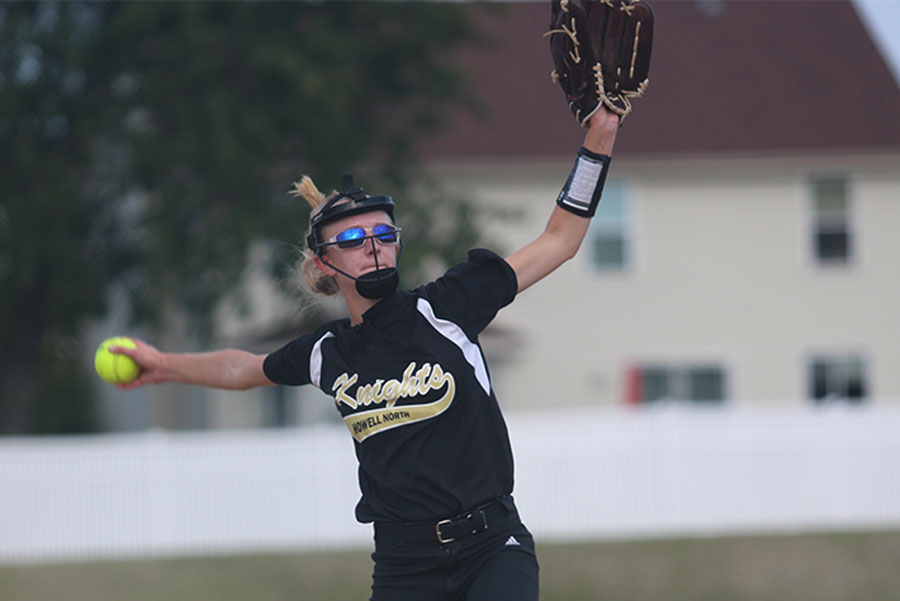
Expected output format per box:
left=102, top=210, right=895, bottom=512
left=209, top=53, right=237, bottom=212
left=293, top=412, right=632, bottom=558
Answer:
left=853, top=0, right=900, bottom=84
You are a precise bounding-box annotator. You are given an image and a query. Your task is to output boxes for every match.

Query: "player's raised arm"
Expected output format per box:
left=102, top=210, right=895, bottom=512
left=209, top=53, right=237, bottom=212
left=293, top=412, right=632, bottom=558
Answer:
left=508, top=0, right=652, bottom=293
left=506, top=108, right=619, bottom=293
left=109, top=338, right=273, bottom=391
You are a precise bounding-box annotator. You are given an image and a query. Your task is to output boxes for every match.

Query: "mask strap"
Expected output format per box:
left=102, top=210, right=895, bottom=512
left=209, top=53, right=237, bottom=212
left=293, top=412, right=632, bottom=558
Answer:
left=316, top=237, right=383, bottom=282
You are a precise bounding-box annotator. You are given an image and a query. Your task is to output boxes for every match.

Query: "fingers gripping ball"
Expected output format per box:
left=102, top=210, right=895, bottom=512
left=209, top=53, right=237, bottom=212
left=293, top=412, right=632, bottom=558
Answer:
left=94, top=337, right=141, bottom=384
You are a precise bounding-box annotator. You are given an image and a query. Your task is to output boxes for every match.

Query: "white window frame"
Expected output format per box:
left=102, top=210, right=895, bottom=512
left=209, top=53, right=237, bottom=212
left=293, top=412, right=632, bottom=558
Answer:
left=805, top=351, right=870, bottom=404
left=807, top=174, right=857, bottom=268
left=585, top=179, right=634, bottom=272
left=626, top=361, right=730, bottom=405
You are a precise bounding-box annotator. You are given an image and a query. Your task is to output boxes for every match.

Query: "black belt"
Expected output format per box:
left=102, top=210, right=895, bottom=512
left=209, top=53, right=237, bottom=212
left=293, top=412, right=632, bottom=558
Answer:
left=375, top=496, right=514, bottom=545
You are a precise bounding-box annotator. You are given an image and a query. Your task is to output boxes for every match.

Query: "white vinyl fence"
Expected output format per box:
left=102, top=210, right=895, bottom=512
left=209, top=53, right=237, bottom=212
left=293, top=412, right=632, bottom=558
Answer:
left=2, top=406, right=899, bottom=564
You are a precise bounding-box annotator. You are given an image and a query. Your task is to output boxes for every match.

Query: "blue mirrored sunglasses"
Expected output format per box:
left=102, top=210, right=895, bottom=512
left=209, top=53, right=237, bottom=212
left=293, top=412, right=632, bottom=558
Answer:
left=325, top=224, right=401, bottom=249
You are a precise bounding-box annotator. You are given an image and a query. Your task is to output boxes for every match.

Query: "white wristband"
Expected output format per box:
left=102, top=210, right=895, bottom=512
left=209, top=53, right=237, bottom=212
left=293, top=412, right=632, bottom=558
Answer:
left=556, top=147, right=611, bottom=218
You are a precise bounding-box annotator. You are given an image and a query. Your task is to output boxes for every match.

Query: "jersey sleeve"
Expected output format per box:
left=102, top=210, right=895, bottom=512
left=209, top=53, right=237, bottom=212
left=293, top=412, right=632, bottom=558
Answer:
left=263, top=335, right=315, bottom=386
left=420, top=248, right=518, bottom=339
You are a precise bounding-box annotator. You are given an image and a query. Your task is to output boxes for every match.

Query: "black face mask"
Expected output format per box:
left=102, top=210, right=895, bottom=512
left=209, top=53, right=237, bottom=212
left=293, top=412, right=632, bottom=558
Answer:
left=317, top=237, right=404, bottom=300
left=354, top=267, right=400, bottom=300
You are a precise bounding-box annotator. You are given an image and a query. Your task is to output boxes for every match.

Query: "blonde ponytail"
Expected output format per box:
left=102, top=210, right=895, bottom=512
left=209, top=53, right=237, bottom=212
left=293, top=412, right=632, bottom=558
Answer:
left=291, top=175, right=340, bottom=296
left=290, top=175, right=327, bottom=211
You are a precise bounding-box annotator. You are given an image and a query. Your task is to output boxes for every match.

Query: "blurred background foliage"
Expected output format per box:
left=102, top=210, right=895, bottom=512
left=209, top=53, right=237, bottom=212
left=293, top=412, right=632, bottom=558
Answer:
left=0, top=1, right=493, bottom=435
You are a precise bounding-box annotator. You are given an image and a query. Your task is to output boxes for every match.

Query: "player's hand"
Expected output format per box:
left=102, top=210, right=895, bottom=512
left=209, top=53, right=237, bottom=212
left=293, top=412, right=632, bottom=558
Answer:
left=108, top=338, right=167, bottom=390
left=584, top=108, right=619, bottom=156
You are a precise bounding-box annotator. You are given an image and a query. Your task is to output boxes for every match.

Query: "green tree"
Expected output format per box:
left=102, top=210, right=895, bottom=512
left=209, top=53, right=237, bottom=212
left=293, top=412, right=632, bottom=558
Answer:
left=0, top=1, right=488, bottom=435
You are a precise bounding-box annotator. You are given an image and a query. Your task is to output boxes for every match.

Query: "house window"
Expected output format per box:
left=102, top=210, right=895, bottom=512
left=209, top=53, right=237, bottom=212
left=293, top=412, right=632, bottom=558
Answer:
left=588, top=181, right=629, bottom=270
left=810, top=176, right=853, bottom=264
left=625, top=363, right=727, bottom=405
left=808, top=354, right=868, bottom=403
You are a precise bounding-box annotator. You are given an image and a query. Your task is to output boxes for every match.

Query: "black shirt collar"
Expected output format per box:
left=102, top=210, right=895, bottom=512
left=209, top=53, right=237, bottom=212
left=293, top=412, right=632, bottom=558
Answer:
left=360, top=290, right=405, bottom=325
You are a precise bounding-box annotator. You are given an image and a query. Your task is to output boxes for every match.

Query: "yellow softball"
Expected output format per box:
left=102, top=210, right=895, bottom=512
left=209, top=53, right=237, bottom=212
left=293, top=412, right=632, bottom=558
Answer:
left=94, top=337, right=141, bottom=384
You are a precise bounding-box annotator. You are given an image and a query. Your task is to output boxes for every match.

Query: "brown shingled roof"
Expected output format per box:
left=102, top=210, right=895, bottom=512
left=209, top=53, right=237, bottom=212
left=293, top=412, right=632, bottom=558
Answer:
left=420, top=0, right=900, bottom=160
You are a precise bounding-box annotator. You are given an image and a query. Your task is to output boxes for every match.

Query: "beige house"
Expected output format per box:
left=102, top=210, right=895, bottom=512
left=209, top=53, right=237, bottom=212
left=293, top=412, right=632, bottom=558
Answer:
left=419, top=0, right=900, bottom=410
left=438, top=152, right=900, bottom=410
left=107, top=0, right=900, bottom=430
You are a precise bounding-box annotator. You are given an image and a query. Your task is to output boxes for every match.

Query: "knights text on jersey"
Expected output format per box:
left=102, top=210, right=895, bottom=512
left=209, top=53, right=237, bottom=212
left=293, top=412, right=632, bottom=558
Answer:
left=263, top=249, right=519, bottom=524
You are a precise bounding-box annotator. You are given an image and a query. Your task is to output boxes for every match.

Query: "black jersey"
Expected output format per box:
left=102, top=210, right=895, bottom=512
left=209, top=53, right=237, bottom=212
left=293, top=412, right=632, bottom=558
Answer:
left=263, top=249, right=519, bottom=524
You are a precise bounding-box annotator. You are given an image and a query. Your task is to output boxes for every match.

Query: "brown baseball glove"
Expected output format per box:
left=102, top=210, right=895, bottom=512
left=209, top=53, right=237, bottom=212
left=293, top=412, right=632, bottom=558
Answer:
left=546, top=0, right=654, bottom=126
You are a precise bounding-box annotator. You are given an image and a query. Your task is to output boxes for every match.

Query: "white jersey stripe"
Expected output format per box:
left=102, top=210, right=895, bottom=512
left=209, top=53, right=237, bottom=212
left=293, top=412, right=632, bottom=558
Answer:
left=416, top=298, right=491, bottom=395
left=309, top=331, right=335, bottom=389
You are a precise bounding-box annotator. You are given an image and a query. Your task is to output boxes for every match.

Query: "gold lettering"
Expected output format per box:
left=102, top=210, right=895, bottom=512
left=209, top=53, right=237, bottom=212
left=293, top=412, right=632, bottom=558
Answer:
left=399, top=362, right=418, bottom=397
left=415, top=363, right=432, bottom=396
left=371, top=379, right=385, bottom=404
left=344, top=372, right=456, bottom=443
left=382, top=380, right=400, bottom=407
left=333, top=373, right=358, bottom=409
left=355, top=382, right=373, bottom=407
left=429, top=364, right=451, bottom=390
left=332, top=361, right=456, bottom=419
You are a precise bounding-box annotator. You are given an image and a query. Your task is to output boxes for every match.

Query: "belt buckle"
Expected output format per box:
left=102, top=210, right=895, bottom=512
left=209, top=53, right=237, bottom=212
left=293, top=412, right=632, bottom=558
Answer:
left=435, top=519, right=455, bottom=544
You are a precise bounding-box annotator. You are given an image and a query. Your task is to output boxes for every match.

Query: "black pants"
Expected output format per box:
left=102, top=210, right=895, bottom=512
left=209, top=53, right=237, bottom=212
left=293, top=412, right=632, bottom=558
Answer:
left=370, top=498, right=540, bottom=601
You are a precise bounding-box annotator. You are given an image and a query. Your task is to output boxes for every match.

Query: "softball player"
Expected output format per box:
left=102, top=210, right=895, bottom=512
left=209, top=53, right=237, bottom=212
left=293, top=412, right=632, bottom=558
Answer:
left=115, top=108, right=619, bottom=600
